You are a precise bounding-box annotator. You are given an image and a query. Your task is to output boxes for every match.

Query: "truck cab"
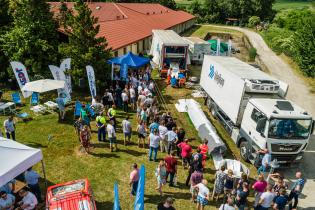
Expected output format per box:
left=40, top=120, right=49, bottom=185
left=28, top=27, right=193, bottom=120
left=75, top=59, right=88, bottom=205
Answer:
left=239, top=99, right=313, bottom=164
left=46, top=179, right=97, bottom=210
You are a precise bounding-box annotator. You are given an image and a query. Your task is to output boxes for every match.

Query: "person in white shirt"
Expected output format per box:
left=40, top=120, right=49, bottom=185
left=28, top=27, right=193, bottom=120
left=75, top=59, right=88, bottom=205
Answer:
left=121, top=91, right=129, bottom=113
left=219, top=195, right=235, bottom=210
left=122, top=116, right=132, bottom=145
left=195, top=179, right=210, bottom=210
left=3, top=116, right=15, bottom=140
left=0, top=191, right=15, bottom=210
left=148, top=129, right=161, bottom=161
left=129, top=86, right=136, bottom=110
left=107, top=120, right=117, bottom=152
left=166, top=127, right=178, bottom=155
left=158, top=121, right=168, bottom=152
left=258, top=184, right=275, bottom=209
left=257, top=149, right=271, bottom=175
left=17, top=189, right=38, bottom=210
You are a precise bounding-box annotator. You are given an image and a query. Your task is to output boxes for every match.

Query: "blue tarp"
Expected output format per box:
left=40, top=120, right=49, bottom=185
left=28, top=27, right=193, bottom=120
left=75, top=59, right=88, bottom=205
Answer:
left=108, top=52, right=150, bottom=68
left=134, top=165, right=145, bottom=210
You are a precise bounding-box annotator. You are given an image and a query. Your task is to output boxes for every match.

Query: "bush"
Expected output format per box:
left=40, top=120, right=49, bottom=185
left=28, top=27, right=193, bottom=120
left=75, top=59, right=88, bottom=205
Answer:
left=248, top=16, right=261, bottom=28
left=249, top=47, right=257, bottom=61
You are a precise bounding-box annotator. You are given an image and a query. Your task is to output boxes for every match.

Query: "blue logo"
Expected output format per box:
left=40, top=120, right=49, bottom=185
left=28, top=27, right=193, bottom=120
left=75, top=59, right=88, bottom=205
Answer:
left=208, top=64, right=215, bottom=79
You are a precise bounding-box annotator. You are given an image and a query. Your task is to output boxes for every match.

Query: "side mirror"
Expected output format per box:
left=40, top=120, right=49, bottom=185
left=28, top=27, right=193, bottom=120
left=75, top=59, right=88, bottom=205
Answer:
left=311, top=121, right=315, bottom=134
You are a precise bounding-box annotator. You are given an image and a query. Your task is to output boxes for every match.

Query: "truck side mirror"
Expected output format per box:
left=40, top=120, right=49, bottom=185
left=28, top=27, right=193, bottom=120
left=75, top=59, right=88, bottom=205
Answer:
left=256, top=117, right=267, bottom=135
left=312, top=121, right=315, bottom=134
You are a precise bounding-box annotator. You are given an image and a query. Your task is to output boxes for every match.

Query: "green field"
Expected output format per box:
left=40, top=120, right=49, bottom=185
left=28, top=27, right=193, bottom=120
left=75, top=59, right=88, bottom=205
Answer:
left=0, top=68, right=257, bottom=209
left=175, top=0, right=313, bottom=10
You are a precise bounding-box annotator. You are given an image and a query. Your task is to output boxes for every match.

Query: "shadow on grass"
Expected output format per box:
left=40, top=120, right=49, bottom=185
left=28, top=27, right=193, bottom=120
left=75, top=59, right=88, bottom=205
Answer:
left=144, top=191, right=191, bottom=205
left=89, top=152, right=120, bottom=159
left=96, top=201, right=114, bottom=209
left=26, top=142, right=48, bottom=148
left=118, top=148, right=147, bottom=157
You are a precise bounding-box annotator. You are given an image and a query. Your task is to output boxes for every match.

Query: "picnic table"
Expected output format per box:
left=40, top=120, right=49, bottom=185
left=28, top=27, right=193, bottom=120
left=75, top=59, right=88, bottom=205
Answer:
left=0, top=102, right=15, bottom=115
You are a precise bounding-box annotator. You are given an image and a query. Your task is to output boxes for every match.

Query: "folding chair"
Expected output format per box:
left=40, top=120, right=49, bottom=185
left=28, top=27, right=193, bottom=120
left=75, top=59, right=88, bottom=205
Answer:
left=30, top=93, right=39, bottom=105
left=74, top=101, right=82, bottom=119
left=11, top=92, right=22, bottom=105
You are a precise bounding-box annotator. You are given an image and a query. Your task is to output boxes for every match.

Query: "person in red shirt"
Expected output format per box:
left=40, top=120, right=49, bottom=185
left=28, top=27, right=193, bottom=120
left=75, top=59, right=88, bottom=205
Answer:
left=198, top=139, right=209, bottom=168
left=177, top=139, right=192, bottom=168
left=164, top=151, right=178, bottom=187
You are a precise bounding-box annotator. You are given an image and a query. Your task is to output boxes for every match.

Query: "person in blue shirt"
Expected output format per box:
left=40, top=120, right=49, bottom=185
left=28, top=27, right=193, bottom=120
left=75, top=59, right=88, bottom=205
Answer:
left=257, top=149, right=271, bottom=175
left=288, top=171, right=305, bottom=210
left=0, top=180, right=15, bottom=194
left=170, top=76, right=177, bottom=88
left=149, top=118, right=160, bottom=134
left=273, top=188, right=288, bottom=210
left=56, top=93, right=66, bottom=121
left=25, top=167, right=42, bottom=203
left=0, top=191, right=15, bottom=210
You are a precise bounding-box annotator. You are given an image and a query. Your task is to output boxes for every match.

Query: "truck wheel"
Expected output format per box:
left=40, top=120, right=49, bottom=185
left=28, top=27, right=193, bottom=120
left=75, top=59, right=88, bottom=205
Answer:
left=240, top=141, right=250, bottom=162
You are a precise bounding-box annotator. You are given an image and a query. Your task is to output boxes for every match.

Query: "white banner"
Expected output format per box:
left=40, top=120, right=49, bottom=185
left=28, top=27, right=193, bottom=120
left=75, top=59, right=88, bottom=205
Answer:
left=60, top=58, right=72, bottom=93
left=10, top=61, right=32, bottom=98
left=49, top=65, right=71, bottom=101
left=86, top=65, right=96, bottom=98
left=216, top=38, right=221, bottom=56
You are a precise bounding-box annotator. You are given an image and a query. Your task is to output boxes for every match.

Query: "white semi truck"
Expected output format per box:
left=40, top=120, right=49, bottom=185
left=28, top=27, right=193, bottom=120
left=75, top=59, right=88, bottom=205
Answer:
left=200, top=56, right=314, bottom=165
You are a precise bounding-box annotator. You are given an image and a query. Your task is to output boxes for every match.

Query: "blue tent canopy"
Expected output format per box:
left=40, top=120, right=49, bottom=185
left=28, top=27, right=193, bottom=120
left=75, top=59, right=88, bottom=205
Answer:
left=108, top=51, right=150, bottom=68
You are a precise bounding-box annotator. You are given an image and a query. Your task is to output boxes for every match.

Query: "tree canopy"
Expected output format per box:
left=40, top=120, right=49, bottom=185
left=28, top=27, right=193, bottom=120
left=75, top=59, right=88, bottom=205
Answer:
left=0, top=0, right=58, bottom=78
left=58, top=0, right=112, bottom=87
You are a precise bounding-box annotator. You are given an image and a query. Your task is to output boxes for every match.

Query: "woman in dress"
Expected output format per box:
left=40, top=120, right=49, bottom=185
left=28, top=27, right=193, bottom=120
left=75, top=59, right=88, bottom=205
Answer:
left=136, top=120, right=146, bottom=148
left=214, top=165, right=227, bottom=201
left=80, top=125, right=91, bottom=154
left=155, top=160, right=167, bottom=196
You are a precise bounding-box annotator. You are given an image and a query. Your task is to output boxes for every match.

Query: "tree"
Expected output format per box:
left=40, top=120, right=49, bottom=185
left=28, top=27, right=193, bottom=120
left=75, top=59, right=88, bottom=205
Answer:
left=0, top=0, right=58, bottom=78
left=253, top=0, right=275, bottom=21
left=248, top=16, right=261, bottom=28
left=58, top=0, right=112, bottom=88
left=0, top=0, right=12, bottom=82
left=292, top=14, right=315, bottom=77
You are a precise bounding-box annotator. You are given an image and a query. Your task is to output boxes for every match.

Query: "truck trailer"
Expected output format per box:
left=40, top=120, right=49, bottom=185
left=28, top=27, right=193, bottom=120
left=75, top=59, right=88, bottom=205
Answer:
left=150, top=30, right=190, bottom=77
left=200, top=56, right=314, bottom=165
left=183, top=37, right=211, bottom=64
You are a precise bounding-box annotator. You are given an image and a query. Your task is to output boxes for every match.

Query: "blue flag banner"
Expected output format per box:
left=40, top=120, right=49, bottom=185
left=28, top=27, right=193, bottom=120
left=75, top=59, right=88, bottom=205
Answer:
left=113, top=182, right=120, bottom=210
left=134, top=165, right=145, bottom=210
left=120, top=63, right=128, bottom=80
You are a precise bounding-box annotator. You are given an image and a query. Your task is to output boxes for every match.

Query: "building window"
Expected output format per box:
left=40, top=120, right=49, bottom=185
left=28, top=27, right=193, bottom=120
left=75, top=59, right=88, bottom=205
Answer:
left=114, top=51, right=118, bottom=57
left=123, top=47, right=126, bottom=54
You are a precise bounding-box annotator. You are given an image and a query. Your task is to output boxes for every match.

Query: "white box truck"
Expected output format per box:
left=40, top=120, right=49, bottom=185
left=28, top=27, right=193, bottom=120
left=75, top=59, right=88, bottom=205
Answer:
left=200, top=56, right=314, bottom=165
left=183, top=37, right=211, bottom=64
left=150, top=30, right=190, bottom=76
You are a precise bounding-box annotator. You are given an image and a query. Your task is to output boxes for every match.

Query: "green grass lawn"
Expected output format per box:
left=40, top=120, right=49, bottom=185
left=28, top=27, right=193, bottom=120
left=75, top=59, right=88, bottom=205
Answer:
left=273, top=0, right=312, bottom=11
left=0, top=87, right=226, bottom=210
left=182, top=25, right=242, bottom=39
left=175, top=0, right=313, bottom=11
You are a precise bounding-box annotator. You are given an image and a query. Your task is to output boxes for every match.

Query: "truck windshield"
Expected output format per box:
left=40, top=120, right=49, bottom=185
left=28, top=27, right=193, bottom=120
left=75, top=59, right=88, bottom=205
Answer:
left=268, top=118, right=312, bottom=139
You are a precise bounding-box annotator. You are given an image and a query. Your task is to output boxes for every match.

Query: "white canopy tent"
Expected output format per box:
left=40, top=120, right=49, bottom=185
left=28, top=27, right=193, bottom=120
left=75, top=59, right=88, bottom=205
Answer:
left=0, top=137, right=47, bottom=188
left=22, top=79, right=65, bottom=93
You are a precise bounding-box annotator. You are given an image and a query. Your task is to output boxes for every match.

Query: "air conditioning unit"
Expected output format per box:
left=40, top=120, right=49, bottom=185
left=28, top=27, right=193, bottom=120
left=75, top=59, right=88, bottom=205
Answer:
left=245, top=79, right=280, bottom=94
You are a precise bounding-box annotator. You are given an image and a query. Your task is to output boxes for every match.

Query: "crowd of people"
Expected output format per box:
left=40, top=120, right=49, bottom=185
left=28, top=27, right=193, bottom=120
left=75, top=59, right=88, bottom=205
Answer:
left=0, top=66, right=307, bottom=210
left=0, top=168, right=41, bottom=210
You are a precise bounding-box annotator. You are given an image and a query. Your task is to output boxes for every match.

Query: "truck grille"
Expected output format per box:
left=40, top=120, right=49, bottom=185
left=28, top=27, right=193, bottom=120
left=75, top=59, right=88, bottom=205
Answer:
left=271, top=144, right=301, bottom=153
left=271, top=154, right=297, bottom=163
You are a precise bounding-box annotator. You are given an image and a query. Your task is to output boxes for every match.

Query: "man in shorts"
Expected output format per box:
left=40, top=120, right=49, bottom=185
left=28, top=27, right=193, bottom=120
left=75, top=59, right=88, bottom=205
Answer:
left=107, top=120, right=117, bottom=152
left=195, top=179, right=210, bottom=210
left=122, top=116, right=132, bottom=145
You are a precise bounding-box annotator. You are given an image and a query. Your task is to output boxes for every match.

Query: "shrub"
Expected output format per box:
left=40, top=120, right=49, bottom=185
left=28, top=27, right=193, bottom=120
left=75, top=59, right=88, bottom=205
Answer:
left=248, top=16, right=261, bottom=28
left=248, top=47, right=257, bottom=61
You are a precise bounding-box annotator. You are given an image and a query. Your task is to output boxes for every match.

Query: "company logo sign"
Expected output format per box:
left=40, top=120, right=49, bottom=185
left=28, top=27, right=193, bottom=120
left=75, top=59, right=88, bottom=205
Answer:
left=208, top=64, right=225, bottom=87
left=15, top=68, right=27, bottom=85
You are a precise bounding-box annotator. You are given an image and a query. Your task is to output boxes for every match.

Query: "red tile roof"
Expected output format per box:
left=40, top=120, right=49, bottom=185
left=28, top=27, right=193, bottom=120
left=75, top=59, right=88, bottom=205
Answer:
left=49, top=2, right=195, bottom=50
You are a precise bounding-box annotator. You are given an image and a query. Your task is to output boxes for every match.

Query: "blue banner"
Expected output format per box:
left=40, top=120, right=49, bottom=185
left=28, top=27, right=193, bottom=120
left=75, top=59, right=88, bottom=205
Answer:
left=134, top=165, right=145, bottom=210
left=120, top=63, right=128, bottom=80
left=113, top=182, right=120, bottom=210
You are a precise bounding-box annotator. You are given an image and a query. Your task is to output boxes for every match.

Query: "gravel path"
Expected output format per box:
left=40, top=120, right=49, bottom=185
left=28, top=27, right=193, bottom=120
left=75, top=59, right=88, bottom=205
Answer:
left=207, top=25, right=315, bottom=208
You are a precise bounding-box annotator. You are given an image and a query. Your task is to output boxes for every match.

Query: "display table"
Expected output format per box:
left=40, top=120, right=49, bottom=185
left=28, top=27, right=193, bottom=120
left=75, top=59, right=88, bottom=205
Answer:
left=0, top=102, right=15, bottom=115
left=13, top=180, right=27, bottom=193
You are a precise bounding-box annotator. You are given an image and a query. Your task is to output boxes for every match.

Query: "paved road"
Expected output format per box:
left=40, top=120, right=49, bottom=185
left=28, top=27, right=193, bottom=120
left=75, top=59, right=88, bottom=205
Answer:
left=207, top=25, right=315, bottom=209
